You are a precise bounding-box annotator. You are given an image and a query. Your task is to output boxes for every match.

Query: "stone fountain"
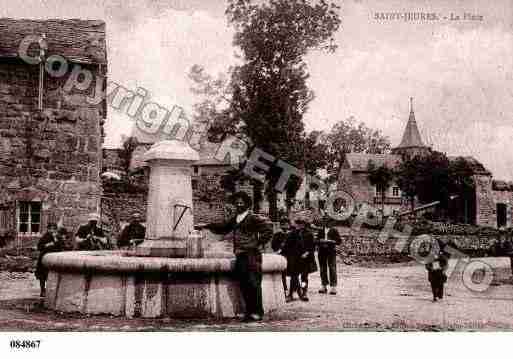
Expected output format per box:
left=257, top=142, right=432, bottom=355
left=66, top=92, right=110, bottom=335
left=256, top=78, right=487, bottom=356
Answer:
left=43, top=140, right=286, bottom=318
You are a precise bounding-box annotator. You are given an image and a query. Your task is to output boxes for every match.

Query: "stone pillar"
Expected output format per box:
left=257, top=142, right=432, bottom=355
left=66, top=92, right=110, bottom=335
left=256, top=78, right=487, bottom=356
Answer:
left=136, top=140, right=199, bottom=257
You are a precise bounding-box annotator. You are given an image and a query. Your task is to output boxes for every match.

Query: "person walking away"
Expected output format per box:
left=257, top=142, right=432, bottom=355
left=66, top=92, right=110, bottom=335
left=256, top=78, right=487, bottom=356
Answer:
left=117, top=213, right=146, bottom=249
left=271, top=217, right=290, bottom=296
left=424, top=239, right=450, bottom=302
left=199, top=191, right=273, bottom=322
left=294, top=219, right=317, bottom=302
left=317, top=216, right=341, bottom=295
left=75, top=213, right=108, bottom=250
left=35, top=223, right=63, bottom=297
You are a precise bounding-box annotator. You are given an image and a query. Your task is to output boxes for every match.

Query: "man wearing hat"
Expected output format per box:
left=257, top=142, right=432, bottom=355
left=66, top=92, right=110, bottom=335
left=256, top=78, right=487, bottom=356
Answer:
left=198, top=191, right=273, bottom=322
left=316, top=214, right=342, bottom=295
left=117, top=213, right=146, bottom=249
left=35, top=222, right=64, bottom=297
left=75, top=213, right=108, bottom=250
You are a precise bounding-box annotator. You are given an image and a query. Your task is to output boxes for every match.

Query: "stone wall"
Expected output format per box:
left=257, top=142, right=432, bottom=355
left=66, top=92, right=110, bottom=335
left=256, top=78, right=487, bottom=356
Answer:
left=475, top=174, right=513, bottom=228
left=336, top=225, right=498, bottom=257
left=192, top=173, right=230, bottom=223
left=101, top=191, right=147, bottom=239
left=101, top=171, right=231, bottom=240
left=0, top=58, right=105, bottom=236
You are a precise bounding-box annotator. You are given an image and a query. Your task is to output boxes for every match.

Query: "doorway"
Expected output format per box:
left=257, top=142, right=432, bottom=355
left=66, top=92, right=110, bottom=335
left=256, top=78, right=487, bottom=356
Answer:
left=497, top=203, right=508, bottom=228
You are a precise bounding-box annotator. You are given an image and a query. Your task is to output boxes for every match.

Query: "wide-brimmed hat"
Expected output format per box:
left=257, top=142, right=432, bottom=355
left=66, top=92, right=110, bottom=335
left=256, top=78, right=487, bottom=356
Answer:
left=47, top=222, right=57, bottom=229
left=88, top=213, right=100, bottom=221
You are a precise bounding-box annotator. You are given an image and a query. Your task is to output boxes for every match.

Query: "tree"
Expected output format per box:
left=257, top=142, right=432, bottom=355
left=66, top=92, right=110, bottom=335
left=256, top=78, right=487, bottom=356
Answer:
left=188, top=65, right=235, bottom=144
left=448, top=157, right=476, bottom=223
left=367, top=161, right=394, bottom=222
left=323, top=116, right=391, bottom=183
left=196, top=0, right=341, bottom=220
left=395, top=156, right=419, bottom=213
left=395, top=151, right=476, bottom=222
left=119, top=136, right=139, bottom=177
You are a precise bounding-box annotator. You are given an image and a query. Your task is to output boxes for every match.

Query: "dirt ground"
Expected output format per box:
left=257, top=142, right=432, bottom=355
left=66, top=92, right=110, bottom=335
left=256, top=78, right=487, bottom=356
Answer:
left=0, top=257, right=512, bottom=331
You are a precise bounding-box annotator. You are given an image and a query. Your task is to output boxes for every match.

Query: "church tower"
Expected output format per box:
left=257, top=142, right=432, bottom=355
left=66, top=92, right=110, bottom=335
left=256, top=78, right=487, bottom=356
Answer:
left=391, top=97, right=431, bottom=159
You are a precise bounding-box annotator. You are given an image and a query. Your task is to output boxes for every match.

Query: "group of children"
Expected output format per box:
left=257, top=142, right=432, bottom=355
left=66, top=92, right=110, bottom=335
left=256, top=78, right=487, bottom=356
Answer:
left=271, top=215, right=342, bottom=302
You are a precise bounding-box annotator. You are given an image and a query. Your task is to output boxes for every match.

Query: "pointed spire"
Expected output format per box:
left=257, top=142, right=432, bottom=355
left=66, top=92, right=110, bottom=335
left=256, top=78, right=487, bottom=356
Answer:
left=397, top=97, right=425, bottom=148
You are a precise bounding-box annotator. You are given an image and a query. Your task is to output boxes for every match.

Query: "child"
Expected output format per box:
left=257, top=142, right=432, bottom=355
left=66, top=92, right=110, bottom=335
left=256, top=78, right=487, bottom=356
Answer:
left=271, top=217, right=290, bottom=296
left=281, top=221, right=304, bottom=302
left=425, top=240, right=449, bottom=302
left=35, top=223, right=63, bottom=297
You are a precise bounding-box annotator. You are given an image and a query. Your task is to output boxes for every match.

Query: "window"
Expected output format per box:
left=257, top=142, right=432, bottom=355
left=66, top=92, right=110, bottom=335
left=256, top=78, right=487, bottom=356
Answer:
left=193, top=166, right=199, bottom=175
left=375, top=184, right=386, bottom=197
left=392, top=187, right=400, bottom=197
left=191, top=179, right=198, bottom=191
left=17, top=201, right=41, bottom=235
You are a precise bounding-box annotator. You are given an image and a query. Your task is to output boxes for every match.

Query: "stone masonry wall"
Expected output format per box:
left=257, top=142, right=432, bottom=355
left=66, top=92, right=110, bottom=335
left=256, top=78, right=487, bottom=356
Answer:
left=336, top=226, right=498, bottom=256
left=475, top=174, right=513, bottom=228
left=0, top=59, right=104, bottom=236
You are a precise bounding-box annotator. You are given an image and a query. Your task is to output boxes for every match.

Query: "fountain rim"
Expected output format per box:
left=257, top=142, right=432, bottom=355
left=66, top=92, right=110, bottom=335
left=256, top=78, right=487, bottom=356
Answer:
left=42, top=250, right=287, bottom=274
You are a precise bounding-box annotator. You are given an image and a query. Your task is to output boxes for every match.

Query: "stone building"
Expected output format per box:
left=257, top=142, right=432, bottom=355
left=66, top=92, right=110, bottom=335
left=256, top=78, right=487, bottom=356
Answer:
left=338, top=98, right=513, bottom=227
left=0, top=19, right=107, bottom=241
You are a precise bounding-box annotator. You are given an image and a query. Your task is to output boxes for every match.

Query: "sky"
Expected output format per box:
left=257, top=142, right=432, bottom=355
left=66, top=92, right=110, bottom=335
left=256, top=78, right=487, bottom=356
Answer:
left=1, top=0, right=512, bottom=180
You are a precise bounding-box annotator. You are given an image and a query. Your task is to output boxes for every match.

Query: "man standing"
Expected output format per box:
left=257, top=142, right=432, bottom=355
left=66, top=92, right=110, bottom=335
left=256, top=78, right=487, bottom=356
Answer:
left=117, top=213, right=146, bottom=249
left=200, top=191, right=273, bottom=322
left=75, top=213, right=108, bottom=250
left=316, top=215, right=341, bottom=295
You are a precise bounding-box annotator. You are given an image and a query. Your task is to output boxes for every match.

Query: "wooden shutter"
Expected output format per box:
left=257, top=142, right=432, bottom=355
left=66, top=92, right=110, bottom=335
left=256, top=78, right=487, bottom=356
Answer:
left=0, top=201, right=16, bottom=244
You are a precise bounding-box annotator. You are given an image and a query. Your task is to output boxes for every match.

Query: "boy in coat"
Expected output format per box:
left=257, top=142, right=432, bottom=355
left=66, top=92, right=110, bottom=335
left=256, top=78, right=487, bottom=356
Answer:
left=271, top=217, right=290, bottom=296
left=424, top=239, right=450, bottom=302
left=316, top=215, right=342, bottom=295
left=293, top=219, right=317, bottom=301
left=281, top=221, right=304, bottom=302
left=35, top=223, right=64, bottom=297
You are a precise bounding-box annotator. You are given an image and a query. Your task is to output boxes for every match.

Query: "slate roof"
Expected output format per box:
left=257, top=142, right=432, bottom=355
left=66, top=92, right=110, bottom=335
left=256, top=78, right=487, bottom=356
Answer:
left=492, top=180, right=513, bottom=191
left=344, top=153, right=402, bottom=172
left=0, top=19, right=106, bottom=64
left=396, top=107, right=425, bottom=148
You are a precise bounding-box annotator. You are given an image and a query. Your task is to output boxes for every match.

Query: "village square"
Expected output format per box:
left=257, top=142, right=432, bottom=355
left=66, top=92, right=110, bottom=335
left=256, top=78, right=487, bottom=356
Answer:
left=1, top=0, right=513, bottom=333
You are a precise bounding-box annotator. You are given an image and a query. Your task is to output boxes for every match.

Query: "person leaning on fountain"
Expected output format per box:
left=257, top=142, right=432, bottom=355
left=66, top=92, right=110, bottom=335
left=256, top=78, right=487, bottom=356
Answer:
left=197, top=191, right=274, bottom=322
left=35, top=222, right=64, bottom=297
left=117, top=213, right=146, bottom=249
left=75, top=213, right=108, bottom=250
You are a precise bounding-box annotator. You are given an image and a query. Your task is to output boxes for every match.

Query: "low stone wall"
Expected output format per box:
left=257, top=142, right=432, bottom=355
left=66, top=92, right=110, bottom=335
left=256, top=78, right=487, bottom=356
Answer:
left=335, top=226, right=498, bottom=257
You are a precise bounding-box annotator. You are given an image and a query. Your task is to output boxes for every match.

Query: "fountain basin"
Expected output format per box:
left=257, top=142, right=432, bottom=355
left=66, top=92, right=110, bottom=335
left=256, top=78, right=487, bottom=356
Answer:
left=43, top=251, right=286, bottom=318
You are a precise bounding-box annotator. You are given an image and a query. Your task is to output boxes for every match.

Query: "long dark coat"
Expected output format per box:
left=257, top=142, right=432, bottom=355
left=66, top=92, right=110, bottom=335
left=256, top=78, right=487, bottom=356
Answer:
left=35, top=232, right=63, bottom=281
left=299, top=228, right=318, bottom=274
left=283, top=228, right=317, bottom=275
left=281, top=231, right=303, bottom=276
left=426, top=252, right=449, bottom=284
